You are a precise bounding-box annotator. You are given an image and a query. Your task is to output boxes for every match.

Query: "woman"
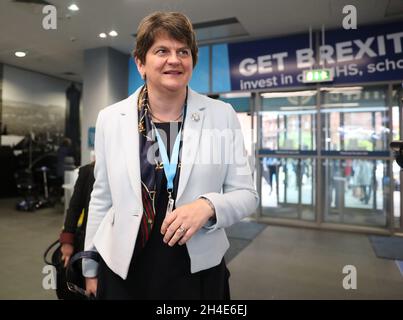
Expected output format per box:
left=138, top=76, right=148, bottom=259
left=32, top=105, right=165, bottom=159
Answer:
left=58, top=161, right=94, bottom=300
left=84, top=11, right=258, bottom=299
left=60, top=161, right=95, bottom=267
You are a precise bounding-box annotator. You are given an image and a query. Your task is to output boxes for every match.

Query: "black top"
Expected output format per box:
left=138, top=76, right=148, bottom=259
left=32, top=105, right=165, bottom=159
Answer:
left=132, top=121, right=183, bottom=259
left=63, top=163, right=95, bottom=249
left=96, top=122, right=230, bottom=300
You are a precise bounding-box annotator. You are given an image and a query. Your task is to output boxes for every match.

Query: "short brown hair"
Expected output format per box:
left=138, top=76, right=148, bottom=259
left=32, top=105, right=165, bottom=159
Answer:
left=133, top=11, right=198, bottom=67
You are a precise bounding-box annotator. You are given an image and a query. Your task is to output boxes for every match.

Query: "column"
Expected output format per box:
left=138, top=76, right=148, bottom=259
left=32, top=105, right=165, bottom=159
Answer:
left=81, top=47, right=129, bottom=165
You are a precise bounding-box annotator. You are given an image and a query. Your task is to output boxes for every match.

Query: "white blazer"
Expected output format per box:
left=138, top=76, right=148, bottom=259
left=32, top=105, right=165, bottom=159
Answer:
left=83, top=87, right=259, bottom=280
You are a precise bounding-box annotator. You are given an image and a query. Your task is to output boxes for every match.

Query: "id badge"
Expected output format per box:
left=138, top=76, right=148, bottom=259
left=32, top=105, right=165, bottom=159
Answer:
left=166, top=197, right=175, bottom=215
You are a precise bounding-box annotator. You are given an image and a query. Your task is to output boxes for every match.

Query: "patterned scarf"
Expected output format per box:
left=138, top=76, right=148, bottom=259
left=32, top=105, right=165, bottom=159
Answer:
left=137, top=86, right=157, bottom=248
left=136, top=85, right=187, bottom=248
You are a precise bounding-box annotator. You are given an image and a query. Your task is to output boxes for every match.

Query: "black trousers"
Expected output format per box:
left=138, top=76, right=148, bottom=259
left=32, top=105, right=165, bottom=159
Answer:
left=96, top=255, right=230, bottom=300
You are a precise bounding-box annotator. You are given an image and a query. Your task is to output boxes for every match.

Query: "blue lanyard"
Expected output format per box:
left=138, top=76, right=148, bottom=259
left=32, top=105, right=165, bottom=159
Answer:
left=153, top=126, right=182, bottom=194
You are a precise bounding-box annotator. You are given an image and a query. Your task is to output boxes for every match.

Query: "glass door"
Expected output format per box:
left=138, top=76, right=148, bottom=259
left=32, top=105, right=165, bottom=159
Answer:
left=218, top=93, right=256, bottom=172
left=260, top=90, right=317, bottom=221
left=320, top=86, right=392, bottom=227
left=321, top=158, right=389, bottom=226
left=392, top=85, right=403, bottom=231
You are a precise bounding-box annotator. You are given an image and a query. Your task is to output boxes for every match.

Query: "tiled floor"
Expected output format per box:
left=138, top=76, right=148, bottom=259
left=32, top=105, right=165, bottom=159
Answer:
left=229, top=225, right=403, bottom=299
left=0, top=198, right=62, bottom=299
left=1, top=197, right=403, bottom=300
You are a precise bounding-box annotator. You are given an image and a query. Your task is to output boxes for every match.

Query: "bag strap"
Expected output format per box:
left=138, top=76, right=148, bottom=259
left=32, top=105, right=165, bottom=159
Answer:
left=43, top=239, right=60, bottom=265
left=68, top=250, right=100, bottom=266
left=66, top=250, right=100, bottom=299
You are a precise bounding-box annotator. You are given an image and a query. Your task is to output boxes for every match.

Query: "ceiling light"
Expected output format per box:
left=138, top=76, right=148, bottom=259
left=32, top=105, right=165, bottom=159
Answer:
left=261, top=91, right=317, bottom=98
left=99, top=33, right=107, bottom=38
left=68, top=4, right=79, bottom=11
left=220, top=92, right=251, bottom=98
left=109, top=30, right=118, bottom=37
left=320, top=86, right=363, bottom=92
left=15, top=51, right=26, bottom=58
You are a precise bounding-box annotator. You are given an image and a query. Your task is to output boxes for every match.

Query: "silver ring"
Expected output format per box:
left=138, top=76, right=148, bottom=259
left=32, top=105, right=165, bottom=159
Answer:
left=178, top=226, right=186, bottom=234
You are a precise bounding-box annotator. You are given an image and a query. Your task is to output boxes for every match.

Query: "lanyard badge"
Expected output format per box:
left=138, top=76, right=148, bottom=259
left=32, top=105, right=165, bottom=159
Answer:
left=154, top=126, right=182, bottom=215
left=166, top=195, right=175, bottom=215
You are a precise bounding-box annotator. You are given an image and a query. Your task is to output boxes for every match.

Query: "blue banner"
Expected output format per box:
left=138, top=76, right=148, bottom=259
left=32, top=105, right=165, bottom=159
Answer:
left=228, top=21, right=403, bottom=91
left=323, top=21, right=403, bottom=84
left=228, top=33, right=313, bottom=91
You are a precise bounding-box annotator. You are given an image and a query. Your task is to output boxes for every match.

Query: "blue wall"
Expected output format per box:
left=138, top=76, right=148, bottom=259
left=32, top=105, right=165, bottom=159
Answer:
left=128, top=58, right=143, bottom=95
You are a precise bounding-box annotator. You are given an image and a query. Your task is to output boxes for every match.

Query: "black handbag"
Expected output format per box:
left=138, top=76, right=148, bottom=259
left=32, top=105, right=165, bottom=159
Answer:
left=66, top=250, right=100, bottom=299
left=43, top=230, right=88, bottom=300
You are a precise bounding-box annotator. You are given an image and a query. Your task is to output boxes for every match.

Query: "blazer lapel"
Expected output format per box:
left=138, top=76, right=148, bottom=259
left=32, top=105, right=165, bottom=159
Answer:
left=119, top=90, right=142, bottom=204
left=176, top=89, right=205, bottom=202
left=117, top=88, right=204, bottom=204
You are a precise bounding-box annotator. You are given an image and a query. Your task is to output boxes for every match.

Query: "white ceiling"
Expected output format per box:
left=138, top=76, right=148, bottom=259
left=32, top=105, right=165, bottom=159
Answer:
left=0, top=0, right=402, bottom=82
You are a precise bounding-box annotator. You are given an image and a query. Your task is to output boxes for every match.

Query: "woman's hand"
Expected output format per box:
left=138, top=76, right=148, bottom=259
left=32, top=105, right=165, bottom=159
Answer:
left=85, top=277, right=98, bottom=297
left=161, top=199, right=214, bottom=246
left=61, top=243, right=74, bottom=268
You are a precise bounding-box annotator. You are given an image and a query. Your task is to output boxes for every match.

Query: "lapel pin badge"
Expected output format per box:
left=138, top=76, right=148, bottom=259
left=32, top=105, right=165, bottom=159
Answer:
left=191, top=112, right=200, bottom=122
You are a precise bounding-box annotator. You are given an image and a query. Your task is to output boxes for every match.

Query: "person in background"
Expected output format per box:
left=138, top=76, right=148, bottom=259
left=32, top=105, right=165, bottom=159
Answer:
left=83, top=11, right=258, bottom=299
left=57, top=138, right=74, bottom=181
left=55, top=138, right=75, bottom=199
left=263, top=156, right=279, bottom=194
left=60, top=161, right=95, bottom=267
left=352, top=159, right=373, bottom=205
